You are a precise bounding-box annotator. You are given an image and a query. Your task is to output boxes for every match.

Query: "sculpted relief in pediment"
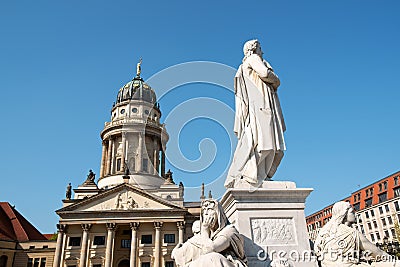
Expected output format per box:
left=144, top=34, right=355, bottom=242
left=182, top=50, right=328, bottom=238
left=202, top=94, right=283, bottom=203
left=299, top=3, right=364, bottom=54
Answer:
left=78, top=189, right=168, bottom=212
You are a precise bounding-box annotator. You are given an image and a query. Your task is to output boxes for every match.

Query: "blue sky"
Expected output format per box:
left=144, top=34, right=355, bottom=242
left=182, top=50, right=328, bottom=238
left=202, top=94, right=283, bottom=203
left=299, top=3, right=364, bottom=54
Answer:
left=0, top=1, right=399, bottom=233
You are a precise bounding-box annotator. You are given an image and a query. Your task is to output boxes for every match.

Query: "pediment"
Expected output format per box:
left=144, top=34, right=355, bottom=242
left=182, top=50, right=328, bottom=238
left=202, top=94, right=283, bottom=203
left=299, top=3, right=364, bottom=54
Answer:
left=58, top=184, right=182, bottom=213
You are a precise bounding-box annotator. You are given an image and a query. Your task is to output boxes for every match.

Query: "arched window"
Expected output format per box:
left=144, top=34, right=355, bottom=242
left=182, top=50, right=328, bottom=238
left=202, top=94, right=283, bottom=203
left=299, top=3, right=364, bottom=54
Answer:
left=117, top=259, right=129, bottom=267
left=0, top=255, right=8, bottom=267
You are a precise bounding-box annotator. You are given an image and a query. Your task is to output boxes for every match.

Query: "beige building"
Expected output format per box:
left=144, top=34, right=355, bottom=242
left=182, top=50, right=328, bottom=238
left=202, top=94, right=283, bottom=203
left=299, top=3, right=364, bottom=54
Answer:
left=0, top=202, right=56, bottom=267
left=53, top=65, right=201, bottom=267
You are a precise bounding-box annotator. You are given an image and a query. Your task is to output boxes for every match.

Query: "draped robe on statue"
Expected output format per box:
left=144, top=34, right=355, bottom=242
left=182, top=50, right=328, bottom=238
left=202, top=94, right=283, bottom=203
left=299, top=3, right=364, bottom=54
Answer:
left=172, top=200, right=247, bottom=267
left=225, top=54, right=286, bottom=188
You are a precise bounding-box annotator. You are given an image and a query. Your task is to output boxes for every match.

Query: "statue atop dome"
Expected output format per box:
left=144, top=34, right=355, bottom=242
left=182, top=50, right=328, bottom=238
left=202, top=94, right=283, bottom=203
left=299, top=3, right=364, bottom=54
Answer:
left=136, top=58, right=142, bottom=77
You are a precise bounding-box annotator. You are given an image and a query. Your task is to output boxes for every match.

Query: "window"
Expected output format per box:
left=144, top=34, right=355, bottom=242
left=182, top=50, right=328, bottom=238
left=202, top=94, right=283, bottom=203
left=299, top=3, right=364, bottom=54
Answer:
left=384, top=181, right=388, bottom=190
left=366, top=189, right=369, bottom=197
left=395, top=176, right=399, bottom=186
left=93, top=236, right=105, bottom=246
left=365, top=211, right=370, bottom=219
left=141, top=235, right=152, bottom=244
left=385, top=204, right=389, bottom=212
left=378, top=192, right=387, bottom=203
left=121, top=239, right=131, bottom=248
left=117, top=158, right=121, bottom=171
left=132, top=107, right=138, bottom=113
left=164, top=234, right=175, bottom=244
left=382, top=218, right=387, bottom=226
left=129, top=158, right=135, bottom=172
left=388, top=216, right=393, bottom=225
left=379, top=184, right=383, bottom=192
left=395, top=201, right=400, bottom=212
left=122, top=230, right=131, bottom=236
left=384, top=230, right=389, bottom=238
left=40, top=258, right=46, bottom=267
left=370, top=234, right=375, bottom=242
left=391, top=228, right=396, bottom=238
left=353, top=203, right=360, bottom=211
left=34, top=258, right=39, bottom=267
left=142, top=159, right=148, bottom=173
left=29, top=246, right=35, bottom=249
left=365, top=198, right=373, bottom=208
left=368, top=222, right=372, bottom=230
left=27, top=258, right=33, bottom=267
left=394, top=188, right=400, bottom=198
left=142, top=262, right=150, bottom=267
left=370, top=209, right=375, bottom=217
left=93, top=265, right=101, bottom=267
left=373, top=221, right=378, bottom=228
left=69, top=237, right=81, bottom=246
left=376, top=232, right=381, bottom=240
left=165, top=261, right=174, bottom=267
left=379, top=207, right=383, bottom=214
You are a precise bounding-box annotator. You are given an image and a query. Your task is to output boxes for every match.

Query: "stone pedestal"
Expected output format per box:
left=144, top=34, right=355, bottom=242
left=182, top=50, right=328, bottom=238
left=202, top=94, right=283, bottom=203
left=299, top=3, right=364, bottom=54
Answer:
left=220, top=181, right=318, bottom=267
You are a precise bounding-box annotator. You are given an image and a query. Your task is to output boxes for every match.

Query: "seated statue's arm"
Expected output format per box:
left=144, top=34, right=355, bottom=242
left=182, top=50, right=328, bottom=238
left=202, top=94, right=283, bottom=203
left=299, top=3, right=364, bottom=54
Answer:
left=200, top=235, right=230, bottom=255
left=210, top=235, right=231, bottom=253
left=359, top=233, right=390, bottom=259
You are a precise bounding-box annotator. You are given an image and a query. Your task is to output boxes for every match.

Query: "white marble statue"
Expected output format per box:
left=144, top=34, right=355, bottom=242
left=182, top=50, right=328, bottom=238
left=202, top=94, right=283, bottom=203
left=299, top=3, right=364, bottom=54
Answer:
left=315, top=201, right=397, bottom=267
left=172, top=199, right=247, bottom=267
left=225, top=39, right=286, bottom=188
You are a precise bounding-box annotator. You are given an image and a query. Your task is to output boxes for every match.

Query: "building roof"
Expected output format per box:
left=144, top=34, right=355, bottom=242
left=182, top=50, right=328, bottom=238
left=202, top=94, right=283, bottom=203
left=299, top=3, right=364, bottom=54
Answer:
left=0, top=202, right=47, bottom=242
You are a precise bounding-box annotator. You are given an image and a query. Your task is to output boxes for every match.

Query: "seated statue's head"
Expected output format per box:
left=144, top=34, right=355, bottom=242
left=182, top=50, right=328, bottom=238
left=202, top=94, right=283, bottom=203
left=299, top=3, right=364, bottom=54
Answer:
left=200, top=199, right=229, bottom=234
left=332, top=201, right=356, bottom=226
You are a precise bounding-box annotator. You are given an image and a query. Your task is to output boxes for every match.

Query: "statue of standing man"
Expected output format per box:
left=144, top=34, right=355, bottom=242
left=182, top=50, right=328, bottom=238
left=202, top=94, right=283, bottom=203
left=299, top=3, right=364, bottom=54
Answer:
left=225, top=39, right=286, bottom=188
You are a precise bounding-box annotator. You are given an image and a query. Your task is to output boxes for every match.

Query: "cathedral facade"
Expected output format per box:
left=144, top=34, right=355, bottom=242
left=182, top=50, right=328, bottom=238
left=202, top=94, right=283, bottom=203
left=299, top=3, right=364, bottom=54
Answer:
left=53, top=65, right=201, bottom=267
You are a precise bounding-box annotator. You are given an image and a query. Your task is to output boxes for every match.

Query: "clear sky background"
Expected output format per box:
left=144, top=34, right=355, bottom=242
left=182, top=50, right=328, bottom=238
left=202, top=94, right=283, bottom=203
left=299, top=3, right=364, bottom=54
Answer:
left=0, top=1, right=399, bottom=234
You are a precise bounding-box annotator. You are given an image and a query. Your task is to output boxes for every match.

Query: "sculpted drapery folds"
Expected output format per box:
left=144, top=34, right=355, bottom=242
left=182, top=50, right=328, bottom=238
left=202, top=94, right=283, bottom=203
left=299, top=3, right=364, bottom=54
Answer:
left=315, top=201, right=393, bottom=267
left=225, top=39, right=286, bottom=188
left=172, top=199, right=247, bottom=267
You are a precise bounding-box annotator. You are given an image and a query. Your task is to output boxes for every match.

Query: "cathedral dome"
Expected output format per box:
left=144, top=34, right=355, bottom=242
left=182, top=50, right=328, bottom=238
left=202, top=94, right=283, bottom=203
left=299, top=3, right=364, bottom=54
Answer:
left=116, top=76, right=157, bottom=105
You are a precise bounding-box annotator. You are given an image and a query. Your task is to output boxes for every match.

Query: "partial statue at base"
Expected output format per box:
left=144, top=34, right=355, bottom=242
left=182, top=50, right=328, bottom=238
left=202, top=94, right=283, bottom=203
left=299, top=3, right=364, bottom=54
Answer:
left=172, top=199, right=247, bottom=267
left=315, top=201, right=398, bottom=267
left=225, top=39, right=286, bottom=189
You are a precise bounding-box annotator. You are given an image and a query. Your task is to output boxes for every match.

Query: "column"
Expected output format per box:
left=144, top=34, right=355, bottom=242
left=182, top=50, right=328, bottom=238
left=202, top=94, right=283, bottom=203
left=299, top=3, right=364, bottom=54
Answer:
left=121, top=132, right=127, bottom=172
left=107, top=138, right=113, bottom=175
left=161, top=150, right=165, bottom=178
left=110, top=139, right=116, bottom=174
left=154, top=222, right=163, bottom=267
left=100, top=141, right=107, bottom=177
left=79, top=224, right=91, bottom=267
left=105, top=223, right=117, bottom=267
left=138, top=133, right=143, bottom=171
left=153, top=139, right=158, bottom=175
left=177, top=221, right=185, bottom=244
left=130, top=222, right=140, bottom=267
left=53, top=224, right=66, bottom=267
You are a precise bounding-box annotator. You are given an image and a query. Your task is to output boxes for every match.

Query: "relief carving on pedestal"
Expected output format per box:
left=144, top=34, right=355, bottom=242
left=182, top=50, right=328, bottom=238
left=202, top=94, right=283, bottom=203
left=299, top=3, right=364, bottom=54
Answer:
left=251, top=218, right=296, bottom=246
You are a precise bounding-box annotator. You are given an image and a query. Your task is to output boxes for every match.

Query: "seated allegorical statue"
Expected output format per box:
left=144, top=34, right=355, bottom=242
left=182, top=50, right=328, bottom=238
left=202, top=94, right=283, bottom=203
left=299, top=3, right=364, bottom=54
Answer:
left=315, top=201, right=397, bottom=267
left=172, top=199, right=247, bottom=267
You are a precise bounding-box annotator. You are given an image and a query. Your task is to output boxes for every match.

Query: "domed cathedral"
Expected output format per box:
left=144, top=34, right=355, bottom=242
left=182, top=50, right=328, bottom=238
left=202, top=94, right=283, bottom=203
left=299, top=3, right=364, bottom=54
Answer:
left=98, top=59, right=171, bottom=193
left=53, top=61, right=201, bottom=267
